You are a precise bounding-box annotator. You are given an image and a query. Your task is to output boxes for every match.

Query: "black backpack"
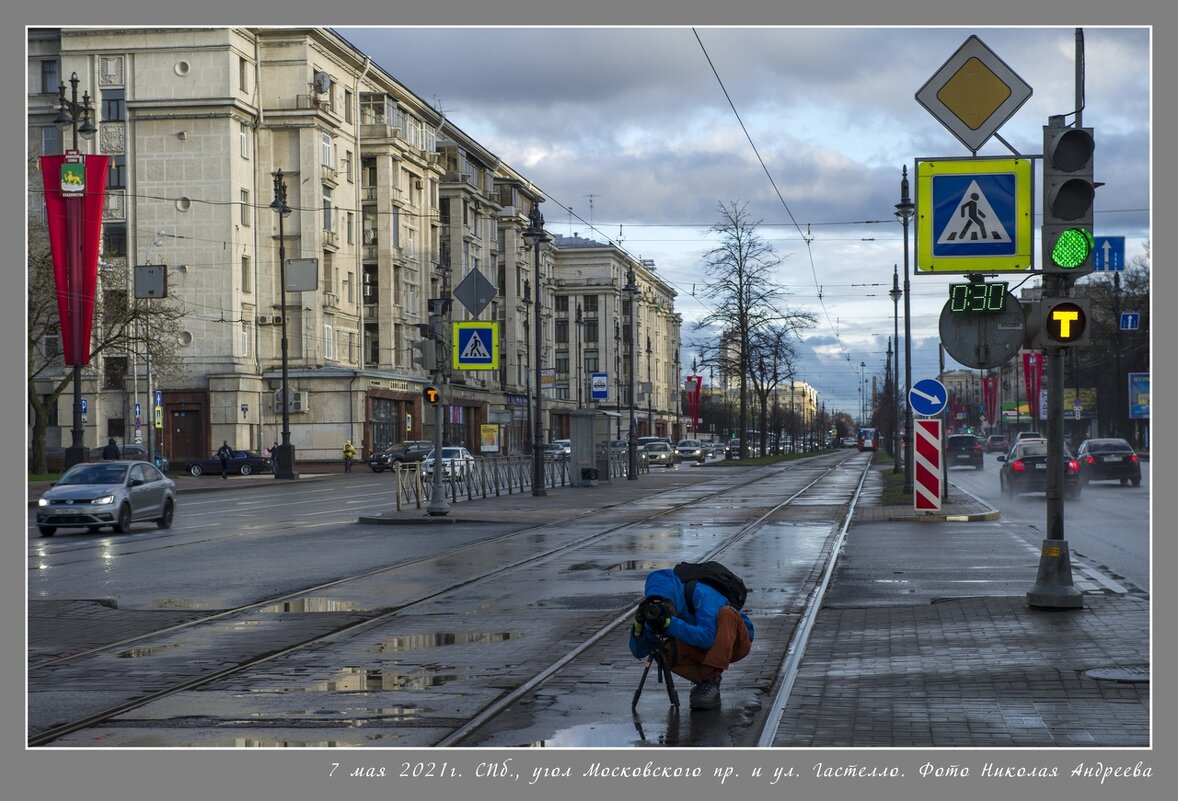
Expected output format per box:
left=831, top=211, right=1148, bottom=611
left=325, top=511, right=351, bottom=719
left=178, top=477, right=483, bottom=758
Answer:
left=673, top=561, right=748, bottom=614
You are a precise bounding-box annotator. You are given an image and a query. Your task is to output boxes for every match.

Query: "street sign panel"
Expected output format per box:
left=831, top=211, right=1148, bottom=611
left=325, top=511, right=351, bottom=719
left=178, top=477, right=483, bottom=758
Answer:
left=590, top=372, right=609, bottom=400
left=915, top=35, right=1033, bottom=153
left=1092, top=236, right=1126, bottom=271
left=452, top=321, right=499, bottom=370
left=916, top=157, right=1033, bottom=273
left=910, top=378, right=948, bottom=417
left=453, top=268, right=497, bottom=317
left=1120, top=312, right=1140, bottom=331
left=914, top=418, right=943, bottom=511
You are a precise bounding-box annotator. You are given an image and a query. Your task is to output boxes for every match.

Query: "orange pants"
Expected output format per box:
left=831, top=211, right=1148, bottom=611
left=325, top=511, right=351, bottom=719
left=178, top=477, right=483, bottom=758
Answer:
left=662, top=606, right=751, bottom=684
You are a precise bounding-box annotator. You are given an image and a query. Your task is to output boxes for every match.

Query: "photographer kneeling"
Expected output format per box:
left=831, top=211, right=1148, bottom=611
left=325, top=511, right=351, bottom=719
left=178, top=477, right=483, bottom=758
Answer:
left=628, top=567, right=754, bottom=710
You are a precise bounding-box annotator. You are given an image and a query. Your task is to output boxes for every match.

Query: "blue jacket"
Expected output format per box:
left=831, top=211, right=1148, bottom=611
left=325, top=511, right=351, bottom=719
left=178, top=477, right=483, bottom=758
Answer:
left=628, top=568, right=754, bottom=659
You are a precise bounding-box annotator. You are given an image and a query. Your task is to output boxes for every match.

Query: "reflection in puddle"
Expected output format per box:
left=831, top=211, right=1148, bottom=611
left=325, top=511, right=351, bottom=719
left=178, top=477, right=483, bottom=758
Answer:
left=606, top=560, right=674, bottom=574
left=259, top=597, right=362, bottom=613
left=257, top=666, right=482, bottom=693
left=527, top=721, right=665, bottom=748
left=375, top=630, right=519, bottom=653
left=247, top=705, right=424, bottom=720
left=117, top=642, right=186, bottom=658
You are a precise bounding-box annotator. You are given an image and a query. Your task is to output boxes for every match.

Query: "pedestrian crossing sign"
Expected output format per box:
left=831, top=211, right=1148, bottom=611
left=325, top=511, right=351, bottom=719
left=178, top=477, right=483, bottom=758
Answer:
left=453, top=321, right=499, bottom=370
left=915, top=157, right=1033, bottom=274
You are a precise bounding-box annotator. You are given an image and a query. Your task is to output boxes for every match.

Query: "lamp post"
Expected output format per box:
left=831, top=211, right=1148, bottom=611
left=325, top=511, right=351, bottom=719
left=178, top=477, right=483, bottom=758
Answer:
left=523, top=279, right=532, bottom=455
left=859, top=361, right=866, bottom=425
left=614, top=319, right=622, bottom=439
left=270, top=170, right=298, bottom=479
left=896, top=165, right=916, bottom=494
left=524, top=205, right=551, bottom=496
left=55, top=72, right=97, bottom=470
left=889, top=264, right=903, bottom=473
left=625, top=267, right=639, bottom=479
left=646, top=335, right=654, bottom=434
left=575, top=303, right=584, bottom=407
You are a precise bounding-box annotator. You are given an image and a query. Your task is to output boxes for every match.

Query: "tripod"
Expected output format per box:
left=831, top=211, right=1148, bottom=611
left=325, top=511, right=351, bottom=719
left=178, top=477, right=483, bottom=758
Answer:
left=631, top=631, right=680, bottom=709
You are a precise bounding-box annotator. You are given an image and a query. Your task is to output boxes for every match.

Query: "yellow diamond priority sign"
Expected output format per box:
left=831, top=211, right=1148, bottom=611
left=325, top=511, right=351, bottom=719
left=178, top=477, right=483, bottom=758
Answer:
left=916, top=35, right=1033, bottom=153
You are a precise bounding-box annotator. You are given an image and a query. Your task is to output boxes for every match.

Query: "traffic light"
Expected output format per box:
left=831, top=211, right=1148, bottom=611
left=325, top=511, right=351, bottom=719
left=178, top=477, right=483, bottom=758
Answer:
left=1039, top=298, right=1091, bottom=348
left=422, top=385, right=441, bottom=404
left=1042, top=119, right=1095, bottom=278
left=411, top=337, right=436, bottom=371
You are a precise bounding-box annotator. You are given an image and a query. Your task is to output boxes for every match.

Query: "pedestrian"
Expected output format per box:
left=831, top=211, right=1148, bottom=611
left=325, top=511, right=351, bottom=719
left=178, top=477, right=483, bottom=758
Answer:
left=628, top=566, right=754, bottom=710
left=265, top=441, right=278, bottom=458
left=217, top=440, right=233, bottom=479
left=342, top=439, right=356, bottom=473
left=101, top=437, right=120, bottom=460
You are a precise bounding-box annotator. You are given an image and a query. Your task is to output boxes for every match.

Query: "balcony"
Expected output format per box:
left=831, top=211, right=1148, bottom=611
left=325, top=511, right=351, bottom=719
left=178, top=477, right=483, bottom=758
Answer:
left=323, top=292, right=339, bottom=309
left=320, top=164, right=339, bottom=187
left=323, top=230, right=339, bottom=249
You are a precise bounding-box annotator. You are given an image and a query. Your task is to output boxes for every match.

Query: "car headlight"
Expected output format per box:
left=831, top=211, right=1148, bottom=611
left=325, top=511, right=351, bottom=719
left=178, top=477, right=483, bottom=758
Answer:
left=38, top=498, right=49, bottom=507
left=92, top=495, right=116, bottom=505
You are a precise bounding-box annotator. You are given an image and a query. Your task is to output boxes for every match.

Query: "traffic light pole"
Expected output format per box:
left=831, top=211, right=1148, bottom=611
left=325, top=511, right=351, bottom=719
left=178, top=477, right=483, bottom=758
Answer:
left=425, top=306, right=450, bottom=517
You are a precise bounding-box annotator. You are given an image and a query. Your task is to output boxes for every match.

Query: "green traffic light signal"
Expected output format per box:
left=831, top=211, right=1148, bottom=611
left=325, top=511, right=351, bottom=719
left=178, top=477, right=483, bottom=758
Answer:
left=1050, top=228, right=1094, bottom=270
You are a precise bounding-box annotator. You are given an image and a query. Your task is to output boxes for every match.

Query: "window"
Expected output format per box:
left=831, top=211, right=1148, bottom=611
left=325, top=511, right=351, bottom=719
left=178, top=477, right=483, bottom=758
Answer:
left=342, top=150, right=353, bottom=182
left=321, top=132, right=332, bottom=167
left=240, top=189, right=250, bottom=226
left=585, top=352, right=599, bottom=372
left=102, top=223, right=127, bottom=257
left=238, top=56, right=249, bottom=93
left=240, top=121, right=249, bottom=158
left=323, top=316, right=335, bottom=360
left=41, top=126, right=62, bottom=156
left=585, top=320, right=599, bottom=343
left=42, top=334, right=60, bottom=360
left=584, top=294, right=599, bottom=313
left=345, top=272, right=354, bottom=303
left=107, top=154, right=126, bottom=189
left=555, top=319, right=569, bottom=344
left=101, top=89, right=125, bottom=122
left=322, top=189, right=333, bottom=232
left=104, top=355, right=127, bottom=390
left=241, top=256, right=251, bottom=293
left=241, top=321, right=250, bottom=356
left=555, top=355, right=569, bottom=374
left=555, top=295, right=569, bottom=313
left=346, top=212, right=354, bottom=245
left=41, top=60, right=59, bottom=94
left=343, top=88, right=353, bottom=123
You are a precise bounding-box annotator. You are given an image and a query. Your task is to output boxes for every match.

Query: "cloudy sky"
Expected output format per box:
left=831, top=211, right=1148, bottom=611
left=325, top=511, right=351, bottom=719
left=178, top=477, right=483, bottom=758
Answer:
left=336, top=26, right=1150, bottom=417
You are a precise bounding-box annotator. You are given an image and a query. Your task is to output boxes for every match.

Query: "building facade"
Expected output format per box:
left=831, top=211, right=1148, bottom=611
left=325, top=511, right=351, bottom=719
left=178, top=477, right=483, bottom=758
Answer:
left=27, top=27, right=682, bottom=464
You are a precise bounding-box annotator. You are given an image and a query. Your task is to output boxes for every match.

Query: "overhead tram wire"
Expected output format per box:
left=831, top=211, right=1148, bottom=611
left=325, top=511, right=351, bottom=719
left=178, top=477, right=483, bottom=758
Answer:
left=691, top=28, right=861, bottom=384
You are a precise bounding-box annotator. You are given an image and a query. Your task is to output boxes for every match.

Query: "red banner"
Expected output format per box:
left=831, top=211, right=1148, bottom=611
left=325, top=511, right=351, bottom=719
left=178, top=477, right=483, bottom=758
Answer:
left=684, top=375, right=703, bottom=432
left=41, top=153, right=109, bottom=366
left=1022, top=352, right=1044, bottom=423
left=982, top=375, right=998, bottom=425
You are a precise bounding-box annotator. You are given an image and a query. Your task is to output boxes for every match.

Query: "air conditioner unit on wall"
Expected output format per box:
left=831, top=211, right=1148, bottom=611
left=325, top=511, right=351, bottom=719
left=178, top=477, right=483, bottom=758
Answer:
left=257, top=316, right=269, bottom=325
left=275, top=389, right=310, bottom=414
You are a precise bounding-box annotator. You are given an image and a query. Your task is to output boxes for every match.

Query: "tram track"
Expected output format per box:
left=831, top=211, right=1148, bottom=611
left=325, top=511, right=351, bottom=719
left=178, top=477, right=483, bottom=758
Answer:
left=29, top=452, right=866, bottom=747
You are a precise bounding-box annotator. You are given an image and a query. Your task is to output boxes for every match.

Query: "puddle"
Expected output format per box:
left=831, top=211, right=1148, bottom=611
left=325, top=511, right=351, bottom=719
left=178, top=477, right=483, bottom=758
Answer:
left=153, top=598, right=215, bottom=609
left=117, top=642, right=186, bottom=658
left=258, top=597, right=363, bottom=613
left=257, top=666, right=484, bottom=693
left=375, top=630, right=520, bottom=653
left=527, top=720, right=669, bottom=748
left=247, top=705, right=424, bottom=719
left=606, top=560, right=676, bottom=574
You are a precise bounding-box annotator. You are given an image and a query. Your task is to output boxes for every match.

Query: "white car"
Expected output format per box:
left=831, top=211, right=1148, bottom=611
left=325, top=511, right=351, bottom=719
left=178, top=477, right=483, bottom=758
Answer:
left=544, top=439, right=572, bottom=458
left=421, top=447, right=475, bottom=479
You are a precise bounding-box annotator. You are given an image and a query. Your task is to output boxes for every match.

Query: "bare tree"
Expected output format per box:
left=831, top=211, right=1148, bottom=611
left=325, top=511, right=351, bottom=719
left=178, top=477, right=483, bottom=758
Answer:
left=693, top=201, right=812, bottom=457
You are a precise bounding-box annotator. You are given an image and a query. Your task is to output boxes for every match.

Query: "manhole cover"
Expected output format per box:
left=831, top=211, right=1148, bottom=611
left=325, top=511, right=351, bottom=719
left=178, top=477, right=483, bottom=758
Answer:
left=1082, top=664, right=1150, bottom=683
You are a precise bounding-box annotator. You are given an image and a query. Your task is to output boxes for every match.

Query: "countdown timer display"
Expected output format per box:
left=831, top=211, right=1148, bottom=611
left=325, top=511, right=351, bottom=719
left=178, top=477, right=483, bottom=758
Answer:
left=948, top=281, right=1009, bottom=313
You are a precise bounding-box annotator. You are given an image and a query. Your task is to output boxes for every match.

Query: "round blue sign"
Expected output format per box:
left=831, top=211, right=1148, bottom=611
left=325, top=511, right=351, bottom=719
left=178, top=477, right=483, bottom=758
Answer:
left=909, top=378, right=948, bottom=417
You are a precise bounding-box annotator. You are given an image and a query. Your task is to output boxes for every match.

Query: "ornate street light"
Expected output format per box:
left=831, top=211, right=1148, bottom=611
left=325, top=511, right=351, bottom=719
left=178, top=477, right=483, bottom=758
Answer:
left=523, top=278, right=532, bottom=454
left=524, top=205, right=551, bottom=496
left=624, top=267, right=639, bottom=480
left=55, top=72, right=97, bottom=470
left=270, top=170, right=298, bottom=479
left=896, top=166, right=916, bottom=494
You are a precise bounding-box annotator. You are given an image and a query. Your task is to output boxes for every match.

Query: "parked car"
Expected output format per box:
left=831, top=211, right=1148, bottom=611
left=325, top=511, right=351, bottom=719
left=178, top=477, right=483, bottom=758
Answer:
left=184, top=449, right=272, bottom=477
left=35, top=460, right=176, bottom=537
left=421, top=447, right=475, bottom=479
left=1075, top=438, right=1142, bottom=486
left=642, top=441, right=677, bottom=467
left=997, top=440, right=1081, bottom=499
left=368, top=440, right=433, bottom=472
left=843, top=437, right=858, bottom=448
left=676, top=439, right=706, bottom=464
left=120, top=444, right=170, bottom=472
left=946, top=434, right=984, bottom=470
left=984, top=434, right=1010, bottom=453
left=544, top=439, right=572, bottom=459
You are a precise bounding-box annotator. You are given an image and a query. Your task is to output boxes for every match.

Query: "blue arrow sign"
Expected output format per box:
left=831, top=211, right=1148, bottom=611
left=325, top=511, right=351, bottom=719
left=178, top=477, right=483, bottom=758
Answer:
left=1093, top=236, right=1125, bottom=271
left=1120, top=312, right=1140, bottom=331
left=80, top=398, right=87, bottom=415
left=909, top=378, right=948, bottom=417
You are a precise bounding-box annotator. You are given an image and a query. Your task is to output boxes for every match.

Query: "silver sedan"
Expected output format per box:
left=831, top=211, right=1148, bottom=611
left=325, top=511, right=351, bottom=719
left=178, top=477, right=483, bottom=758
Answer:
left=36, top=460, right=176, bottom=537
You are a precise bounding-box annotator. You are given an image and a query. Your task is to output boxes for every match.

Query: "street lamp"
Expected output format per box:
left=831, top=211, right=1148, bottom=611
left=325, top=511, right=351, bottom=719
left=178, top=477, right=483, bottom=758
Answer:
left=55, top=72, right=97, bottom=470
left=614, top=319, right=622, bottom=439
left=859, top=361, right=866, bottom=425
left=889, top=264, right=903, bottom=473
left=646, top=335, right=654, bottom=434
left=896, top=165, right=916, bottom=494
left=575, top=302, right=584, bottom=407
left=523, top=279, right=532, bottom=454
left=270, top=170, right=298, bottom=480
left=625, top=267, right=639, bottom=480
left=524, top=205, right=551, bottom=496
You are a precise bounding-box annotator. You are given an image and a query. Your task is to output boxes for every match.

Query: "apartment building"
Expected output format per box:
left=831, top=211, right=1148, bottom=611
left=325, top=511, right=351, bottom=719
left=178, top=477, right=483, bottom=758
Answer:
left=27, top=27, right=682, bottom=463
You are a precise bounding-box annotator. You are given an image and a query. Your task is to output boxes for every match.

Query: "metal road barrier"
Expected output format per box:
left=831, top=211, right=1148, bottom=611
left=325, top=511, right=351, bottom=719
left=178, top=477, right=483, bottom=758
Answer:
left=391, top=452, right=643, bottom=510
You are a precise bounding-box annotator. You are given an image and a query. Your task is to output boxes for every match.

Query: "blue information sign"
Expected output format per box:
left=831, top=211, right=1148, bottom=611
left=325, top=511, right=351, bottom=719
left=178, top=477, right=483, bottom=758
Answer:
left=1092, top=236, right=1125, bottom=271
left=909, top=378, right=948, bottom=417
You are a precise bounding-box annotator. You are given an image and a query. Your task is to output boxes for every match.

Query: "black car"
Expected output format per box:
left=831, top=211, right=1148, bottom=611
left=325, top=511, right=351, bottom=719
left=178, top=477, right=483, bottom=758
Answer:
left=946, top=434, right=984, bottom=469
left=368, top=440, right=433, bottom=472
left=184, top=449, right=272, bottom=476
left=997, top=440, right=1081, bottom=499
left=1075, top=438, right=1142, bottom=486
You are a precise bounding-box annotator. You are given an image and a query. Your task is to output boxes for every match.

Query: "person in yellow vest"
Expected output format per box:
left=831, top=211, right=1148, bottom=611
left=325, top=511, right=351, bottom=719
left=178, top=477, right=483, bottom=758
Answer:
left=342, top=439, right=357, bottom=473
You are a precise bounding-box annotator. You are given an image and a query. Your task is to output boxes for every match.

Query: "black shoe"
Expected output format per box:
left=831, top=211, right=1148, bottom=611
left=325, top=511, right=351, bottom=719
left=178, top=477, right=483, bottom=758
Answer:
left=689, top=676, right=722, bottom=710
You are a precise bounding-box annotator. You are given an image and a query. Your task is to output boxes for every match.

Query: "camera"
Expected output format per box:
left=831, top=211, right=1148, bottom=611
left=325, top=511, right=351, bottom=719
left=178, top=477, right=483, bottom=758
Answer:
left=636, top=596, right=672, bottom=627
